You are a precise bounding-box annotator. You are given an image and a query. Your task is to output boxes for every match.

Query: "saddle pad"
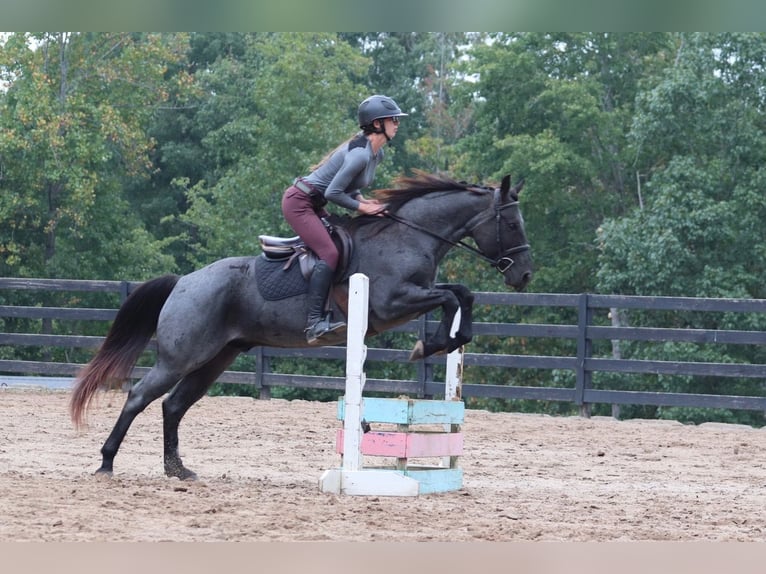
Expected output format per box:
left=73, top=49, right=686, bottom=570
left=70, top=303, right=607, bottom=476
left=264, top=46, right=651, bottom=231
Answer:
left=255, top=255, right=309, bottom=301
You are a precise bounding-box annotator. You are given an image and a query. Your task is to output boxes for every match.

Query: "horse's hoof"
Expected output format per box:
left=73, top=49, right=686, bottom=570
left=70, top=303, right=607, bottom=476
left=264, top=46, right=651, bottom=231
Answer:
left=166, top=466, right=198, bottom=481
left=94, top=468, right=113, bottom=480
left=180, top=470, right=198, bottom=481
left=409, top=340, right=424, bottom=361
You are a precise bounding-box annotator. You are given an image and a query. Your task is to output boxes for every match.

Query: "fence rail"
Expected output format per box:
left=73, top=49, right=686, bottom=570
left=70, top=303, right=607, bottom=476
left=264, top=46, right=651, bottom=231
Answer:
left=1, top=277, right=766, bottom=416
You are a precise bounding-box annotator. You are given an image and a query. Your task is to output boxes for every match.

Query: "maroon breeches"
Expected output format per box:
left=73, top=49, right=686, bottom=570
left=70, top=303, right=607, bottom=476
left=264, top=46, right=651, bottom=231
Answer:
left=281, top=185, right=339, bottom=270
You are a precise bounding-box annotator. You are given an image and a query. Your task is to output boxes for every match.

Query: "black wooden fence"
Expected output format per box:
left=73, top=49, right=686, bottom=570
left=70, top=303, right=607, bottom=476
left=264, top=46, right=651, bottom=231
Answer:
left=1, top=277, right=766, bottom=416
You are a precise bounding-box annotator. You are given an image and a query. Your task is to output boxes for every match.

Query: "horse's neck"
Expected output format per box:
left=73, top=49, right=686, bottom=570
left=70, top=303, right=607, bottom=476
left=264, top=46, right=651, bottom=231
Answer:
left=399, top=191, right=491, bottom=241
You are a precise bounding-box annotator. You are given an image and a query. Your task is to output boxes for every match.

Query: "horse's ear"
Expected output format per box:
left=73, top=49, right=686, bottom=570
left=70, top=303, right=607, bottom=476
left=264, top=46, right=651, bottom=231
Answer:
left=501, top=174, right=511, bottom=194
left=500, top=174, right=524, bottom=201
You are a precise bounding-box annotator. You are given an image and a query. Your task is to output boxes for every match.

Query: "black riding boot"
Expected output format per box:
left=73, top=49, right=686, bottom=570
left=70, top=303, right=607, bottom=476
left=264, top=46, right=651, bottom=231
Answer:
left=305, top=261, right=346, bottom=344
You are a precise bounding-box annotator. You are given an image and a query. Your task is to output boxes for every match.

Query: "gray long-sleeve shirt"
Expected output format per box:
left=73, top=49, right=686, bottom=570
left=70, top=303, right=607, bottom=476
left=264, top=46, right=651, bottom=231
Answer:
left=303, top=134, right=384, bottom=211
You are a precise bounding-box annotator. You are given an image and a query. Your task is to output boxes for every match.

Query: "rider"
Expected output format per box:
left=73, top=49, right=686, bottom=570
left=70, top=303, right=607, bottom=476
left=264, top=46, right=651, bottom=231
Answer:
left=281, top=94, right=407, bottom=344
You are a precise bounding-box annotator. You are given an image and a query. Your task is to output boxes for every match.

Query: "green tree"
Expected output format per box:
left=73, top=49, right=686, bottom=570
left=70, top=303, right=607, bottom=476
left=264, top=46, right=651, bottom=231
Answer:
left=0, top=32, right=187, bottom=280
left=456, top=33, right=674, bottom=295
left=595, top=33, right=766, bottom=425
left=179, top=33, right=370, bottom=265
left=597, top=33, right=766, bottom=300
left=121, top=32, right=224, bottom=273
left=341, top=32, right=471, bottom=175
left=426, top=33, right=678, bottom=413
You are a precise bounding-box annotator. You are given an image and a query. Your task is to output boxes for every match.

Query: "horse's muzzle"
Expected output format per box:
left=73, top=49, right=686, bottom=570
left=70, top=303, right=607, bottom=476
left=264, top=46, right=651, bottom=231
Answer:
left=508, top=270, right=532, bottom=292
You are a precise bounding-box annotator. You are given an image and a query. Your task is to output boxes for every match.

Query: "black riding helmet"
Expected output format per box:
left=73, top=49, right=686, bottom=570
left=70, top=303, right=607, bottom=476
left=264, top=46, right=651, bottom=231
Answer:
left=358, top=95, right=407, bottom=133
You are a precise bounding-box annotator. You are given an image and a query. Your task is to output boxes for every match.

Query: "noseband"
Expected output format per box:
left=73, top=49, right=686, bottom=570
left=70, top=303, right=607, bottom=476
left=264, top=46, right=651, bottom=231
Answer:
left=384, top=190, right=530, bottom=274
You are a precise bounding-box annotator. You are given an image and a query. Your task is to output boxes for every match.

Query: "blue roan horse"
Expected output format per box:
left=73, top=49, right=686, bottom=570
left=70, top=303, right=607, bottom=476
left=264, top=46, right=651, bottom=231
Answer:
left=70, top=171, right=533, bottom=479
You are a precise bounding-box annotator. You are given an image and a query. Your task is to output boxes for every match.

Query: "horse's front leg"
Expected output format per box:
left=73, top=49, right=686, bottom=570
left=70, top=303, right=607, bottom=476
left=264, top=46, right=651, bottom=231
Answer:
left=434, top=283, right=475, bottom=353
left=404, top=288, right=461, bottom=361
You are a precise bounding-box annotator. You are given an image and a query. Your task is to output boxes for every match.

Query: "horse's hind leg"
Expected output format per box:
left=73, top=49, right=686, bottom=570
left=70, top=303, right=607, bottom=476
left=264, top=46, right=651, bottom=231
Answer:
left=98, top=364, right=182, bottom=476
left=162, top=346, right=241, bottom=480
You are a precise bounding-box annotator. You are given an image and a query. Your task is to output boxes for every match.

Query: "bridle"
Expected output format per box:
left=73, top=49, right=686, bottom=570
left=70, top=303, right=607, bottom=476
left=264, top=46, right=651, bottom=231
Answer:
left=383, top=189, right=530, bottom=274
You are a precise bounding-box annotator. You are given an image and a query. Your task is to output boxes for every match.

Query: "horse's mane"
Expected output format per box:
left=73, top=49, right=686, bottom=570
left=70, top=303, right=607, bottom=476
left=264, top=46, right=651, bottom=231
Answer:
left=342, top=170, right=494, bottom=234
left=372, top=170, right=489, bottom=213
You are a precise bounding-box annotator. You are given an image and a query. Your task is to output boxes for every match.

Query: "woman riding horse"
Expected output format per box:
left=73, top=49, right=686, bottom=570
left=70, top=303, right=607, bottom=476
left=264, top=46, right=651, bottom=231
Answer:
left=281, top=94, right=406, bottom=344
left=70, top=170, right=532, bottom=480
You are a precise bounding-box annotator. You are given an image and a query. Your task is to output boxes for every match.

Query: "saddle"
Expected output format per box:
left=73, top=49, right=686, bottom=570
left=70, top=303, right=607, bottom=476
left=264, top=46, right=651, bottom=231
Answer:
left=258, top=222, right=354, bottom=282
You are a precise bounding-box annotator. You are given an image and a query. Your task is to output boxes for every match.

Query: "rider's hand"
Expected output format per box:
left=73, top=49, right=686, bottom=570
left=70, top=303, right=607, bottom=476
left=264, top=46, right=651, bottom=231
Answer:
left=357, top=200, right=388, bottom=216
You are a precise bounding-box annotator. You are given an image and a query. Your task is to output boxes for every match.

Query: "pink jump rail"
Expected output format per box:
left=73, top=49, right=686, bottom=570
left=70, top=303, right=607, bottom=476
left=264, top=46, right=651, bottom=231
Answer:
left=336, top=430, right=463, bottom=458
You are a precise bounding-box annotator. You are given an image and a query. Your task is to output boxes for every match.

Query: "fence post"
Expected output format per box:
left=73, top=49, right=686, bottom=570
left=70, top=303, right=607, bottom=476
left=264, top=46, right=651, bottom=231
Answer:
left=575, top=292, right=592, bottom=417
left=119, top=281, right=131, bottom=304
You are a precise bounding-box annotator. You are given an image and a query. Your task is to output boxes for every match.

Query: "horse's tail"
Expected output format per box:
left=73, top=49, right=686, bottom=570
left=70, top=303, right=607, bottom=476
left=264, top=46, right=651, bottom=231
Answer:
left=69, top=274, right=180, bottom=428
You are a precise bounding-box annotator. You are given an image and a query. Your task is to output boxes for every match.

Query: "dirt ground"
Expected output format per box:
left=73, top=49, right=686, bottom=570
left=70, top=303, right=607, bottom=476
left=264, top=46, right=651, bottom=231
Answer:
left=1, top=388, right=766, bottom=542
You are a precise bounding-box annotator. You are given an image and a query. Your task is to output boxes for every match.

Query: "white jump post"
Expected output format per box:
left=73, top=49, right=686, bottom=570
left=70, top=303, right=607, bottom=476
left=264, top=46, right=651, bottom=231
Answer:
left=442, top=307, right=463, bottom=469
left=319, top=273, right=465, bottom=496
left=336, top=272, right=367, bottom=475
left=445, top=306, right=463, bottom=401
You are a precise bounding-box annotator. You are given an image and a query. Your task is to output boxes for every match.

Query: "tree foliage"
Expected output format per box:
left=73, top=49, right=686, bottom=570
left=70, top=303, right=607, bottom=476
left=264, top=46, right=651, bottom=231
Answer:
left=0, top=32, right=188, bottom=279
left=2, top=32, right=766, bottom=423
left=597, top=33, right=766, bottom=300
left=174, top=33, right=370, bottom=266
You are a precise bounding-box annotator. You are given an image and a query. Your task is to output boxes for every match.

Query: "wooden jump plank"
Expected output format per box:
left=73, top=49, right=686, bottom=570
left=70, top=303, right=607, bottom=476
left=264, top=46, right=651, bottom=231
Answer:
left=336, top=430, right=463, bottom=458
left=337, top=397, right=464, bottom=425
left=319, top=467, right=463, bottom=496
left=403, top=467, right=464, bottom=495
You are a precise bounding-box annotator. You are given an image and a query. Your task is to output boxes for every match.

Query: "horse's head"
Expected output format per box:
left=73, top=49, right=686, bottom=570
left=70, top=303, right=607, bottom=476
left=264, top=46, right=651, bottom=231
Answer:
left=470, top=175, right=533, bottom=291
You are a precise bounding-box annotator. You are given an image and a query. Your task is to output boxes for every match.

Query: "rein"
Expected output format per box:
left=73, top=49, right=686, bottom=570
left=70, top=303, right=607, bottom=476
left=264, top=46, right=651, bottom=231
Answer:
left=383, top=197, right=530, bottom=273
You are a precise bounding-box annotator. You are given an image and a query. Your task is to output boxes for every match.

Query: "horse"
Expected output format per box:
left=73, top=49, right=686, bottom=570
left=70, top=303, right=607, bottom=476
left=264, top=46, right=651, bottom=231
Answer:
left=69, top=171, right=533, bottom=480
